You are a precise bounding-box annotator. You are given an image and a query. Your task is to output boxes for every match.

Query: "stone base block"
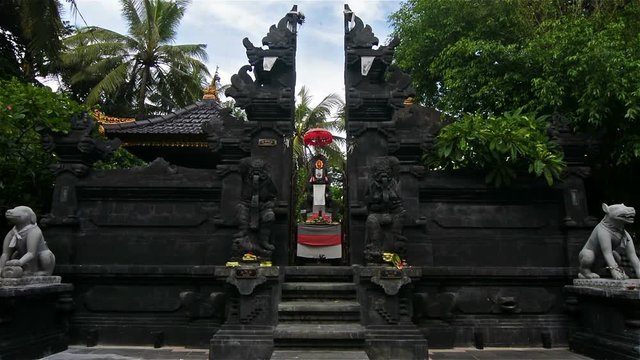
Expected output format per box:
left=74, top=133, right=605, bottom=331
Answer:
left=365, top=326, right=428, bottom=360
left=573, top=278, right=640, bottom=289
left=0, top=283, right=73, bottom=360
left=570, top=331, right=639, bottom=360
left=0, top=275, right=61, bottom=287
left=209, top=326, right=273, bottom=360
left=565, top=284, right=640, bottom=360
left=366, top=339, right=428, bottom=360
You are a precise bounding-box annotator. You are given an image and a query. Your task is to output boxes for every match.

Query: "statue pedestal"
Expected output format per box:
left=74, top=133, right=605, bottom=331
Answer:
left=356, top=266, right=428, bottom=360
left=565, top=279, right=640, bottom=360
left=0, top=280, right=73, bottom=359
left=209, top=266, right=280, bottom=360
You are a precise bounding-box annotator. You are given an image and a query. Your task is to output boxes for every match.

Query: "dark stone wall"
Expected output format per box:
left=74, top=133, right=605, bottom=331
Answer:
left=343, top=7, right=593, bottom=349
left=43, top=162, right=230, bottom=347
left=39, top=7, right=300, bottom=348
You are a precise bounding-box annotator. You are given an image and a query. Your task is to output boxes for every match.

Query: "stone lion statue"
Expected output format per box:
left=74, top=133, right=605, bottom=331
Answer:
left=579, top=203, right=640, bottom=280
left=1, top=206, right=55, bottom=278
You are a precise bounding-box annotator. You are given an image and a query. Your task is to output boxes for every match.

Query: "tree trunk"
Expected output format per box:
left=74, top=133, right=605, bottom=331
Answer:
left=137, top=65, right=150, bottom=118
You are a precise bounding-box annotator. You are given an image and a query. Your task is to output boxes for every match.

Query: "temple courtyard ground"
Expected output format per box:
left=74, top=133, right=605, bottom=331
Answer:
left=41, top=345, right=595, bottom=359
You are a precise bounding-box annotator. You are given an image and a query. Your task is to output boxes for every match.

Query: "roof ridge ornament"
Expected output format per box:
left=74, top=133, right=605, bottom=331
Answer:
left=203, top=66, right=222, bottom=101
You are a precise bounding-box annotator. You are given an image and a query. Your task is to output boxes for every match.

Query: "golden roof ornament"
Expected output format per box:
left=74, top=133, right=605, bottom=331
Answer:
left=203, top=67, right=221, bottom=101
left=93, top=109, right=135, bottom=125
left=403, top=97, right=415, bottom=107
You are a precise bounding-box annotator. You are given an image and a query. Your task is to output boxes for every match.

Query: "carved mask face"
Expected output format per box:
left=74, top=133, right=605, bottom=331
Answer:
left=374, top=170, right=390, bottom=186
left=249, top=160, right=269, bottom=181
left=603, top=203, right=636, bottom=224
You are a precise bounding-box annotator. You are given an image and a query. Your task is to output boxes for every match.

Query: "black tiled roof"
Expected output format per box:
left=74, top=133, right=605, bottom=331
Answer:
left=103, top=100, right=224, bottom=136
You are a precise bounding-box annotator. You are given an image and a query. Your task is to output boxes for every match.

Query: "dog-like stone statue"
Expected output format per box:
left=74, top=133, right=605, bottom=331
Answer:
left=1, top=206, right=55, bottom=278
left=579, top=203, right=640, bottom=280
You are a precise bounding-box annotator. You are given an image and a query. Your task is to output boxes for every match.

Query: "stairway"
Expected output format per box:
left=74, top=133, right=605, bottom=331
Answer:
left=271, top=266, right=369, bottom=359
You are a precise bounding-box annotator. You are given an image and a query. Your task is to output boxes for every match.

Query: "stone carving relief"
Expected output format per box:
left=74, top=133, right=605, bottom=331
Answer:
left=232, top=157, right=278, bottom=260
left=364, top=156, right=407, bottom=263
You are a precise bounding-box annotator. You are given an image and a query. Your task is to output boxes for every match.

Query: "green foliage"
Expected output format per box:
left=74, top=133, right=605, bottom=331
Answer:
left=61, top=0, right=210, bottom=118
left=391, top=0, right=640, bottom=181
left=94, top=147, right=146, bottom=170
left=428, top=109, right=565, bottom=187
left=0, top=0, right=66, bottom=80
left=0, top=78, right=85, bottom=210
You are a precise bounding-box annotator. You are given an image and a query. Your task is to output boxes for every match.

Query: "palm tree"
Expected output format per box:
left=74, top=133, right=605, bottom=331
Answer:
left=0, top=0, right=68, bottom=81
left=61, top=0, right=209, bottom=118
left=293, top=86, right=345, bottom=171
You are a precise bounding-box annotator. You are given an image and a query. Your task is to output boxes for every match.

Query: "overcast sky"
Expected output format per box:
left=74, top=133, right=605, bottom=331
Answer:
left=60, top=0, right=403, bottom=107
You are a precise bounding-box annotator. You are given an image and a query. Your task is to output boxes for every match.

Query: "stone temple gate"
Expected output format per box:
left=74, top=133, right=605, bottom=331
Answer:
left=2, top=4, right=636, bottom=360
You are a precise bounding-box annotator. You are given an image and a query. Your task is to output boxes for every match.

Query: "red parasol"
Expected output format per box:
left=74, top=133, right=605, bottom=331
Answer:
left=303, top=128, right=333, bottom=147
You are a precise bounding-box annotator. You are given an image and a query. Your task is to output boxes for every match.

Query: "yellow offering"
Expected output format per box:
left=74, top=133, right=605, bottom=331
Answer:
left=242, top=253, right=258, bottom=261
left=382, top=252, right=404, bottom=269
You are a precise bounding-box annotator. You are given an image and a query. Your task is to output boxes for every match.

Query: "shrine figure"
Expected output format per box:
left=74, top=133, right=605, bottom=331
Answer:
left=364, top=156, right=406, bottom=263
left=306, top=154, right=333, bottom=217
left=232, top=157, right=278, bottom=259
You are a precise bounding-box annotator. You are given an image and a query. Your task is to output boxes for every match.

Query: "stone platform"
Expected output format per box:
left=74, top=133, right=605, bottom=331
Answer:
left=42, top=346, right=595, bottom=359
left=0, top=275, right=61, bottom=287
left=565, top=279, right=640, bottom=360
left=0, top=281, right=73, bottom=360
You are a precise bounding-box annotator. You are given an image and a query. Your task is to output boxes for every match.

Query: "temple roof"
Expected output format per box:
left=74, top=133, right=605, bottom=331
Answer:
left=101, top=99, right=224, bottom=137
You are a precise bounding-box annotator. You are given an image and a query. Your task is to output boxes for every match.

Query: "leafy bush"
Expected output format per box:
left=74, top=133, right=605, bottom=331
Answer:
left=427, top=109, right=565, bottom=186
left=0, top=78, right=85, bottom=211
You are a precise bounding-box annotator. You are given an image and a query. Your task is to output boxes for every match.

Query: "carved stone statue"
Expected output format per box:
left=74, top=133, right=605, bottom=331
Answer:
left=364, top=157, right=407, bottom=263
left=232, top=158, right=278, bottom=259
left=579, top=203, right=640, bottom=280
left=1, top=206, right=55, bottom=278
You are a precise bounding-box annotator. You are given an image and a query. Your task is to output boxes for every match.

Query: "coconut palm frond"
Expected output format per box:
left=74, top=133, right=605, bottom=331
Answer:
left=85, top=61, right=131, bottom=105
left=61, top=0, right=210, bottom=117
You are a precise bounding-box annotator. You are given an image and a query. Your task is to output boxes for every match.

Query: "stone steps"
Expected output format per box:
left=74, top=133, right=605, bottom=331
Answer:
left=279, top=300, right=360, bottom=313
left=274, top=266, right=365, bottom=352
left=281, top=282, right=356, bottom=300
left=278, top=300, right=360, bottom=322
left=282, top=282, right=356, bottom=290
left=274, top=323, right=366, bottom=347
left=274, top=323, right=365, bottom=340
left=282, top=266, right=354, bottom=283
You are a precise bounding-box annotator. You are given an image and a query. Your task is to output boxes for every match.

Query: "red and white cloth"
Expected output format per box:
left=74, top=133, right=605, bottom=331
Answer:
left=297, top=223, right=342, bottom=259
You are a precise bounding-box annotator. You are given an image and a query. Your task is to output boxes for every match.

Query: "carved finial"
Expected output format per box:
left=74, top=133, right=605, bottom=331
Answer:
left=344, top=4, right=379, bottom=48
left=203, top=67, right=221, bottom=101
left=262, top=5, right=304, bottom=48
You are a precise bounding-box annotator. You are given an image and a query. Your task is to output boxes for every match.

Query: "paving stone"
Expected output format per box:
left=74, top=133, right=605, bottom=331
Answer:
left=41, top=346, right=208, bottom=360
left=270, top=349, right=369, bottom=360
left=428, top=348, right=595, bottom=360
left=41, top=345, right=597, bottom=360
